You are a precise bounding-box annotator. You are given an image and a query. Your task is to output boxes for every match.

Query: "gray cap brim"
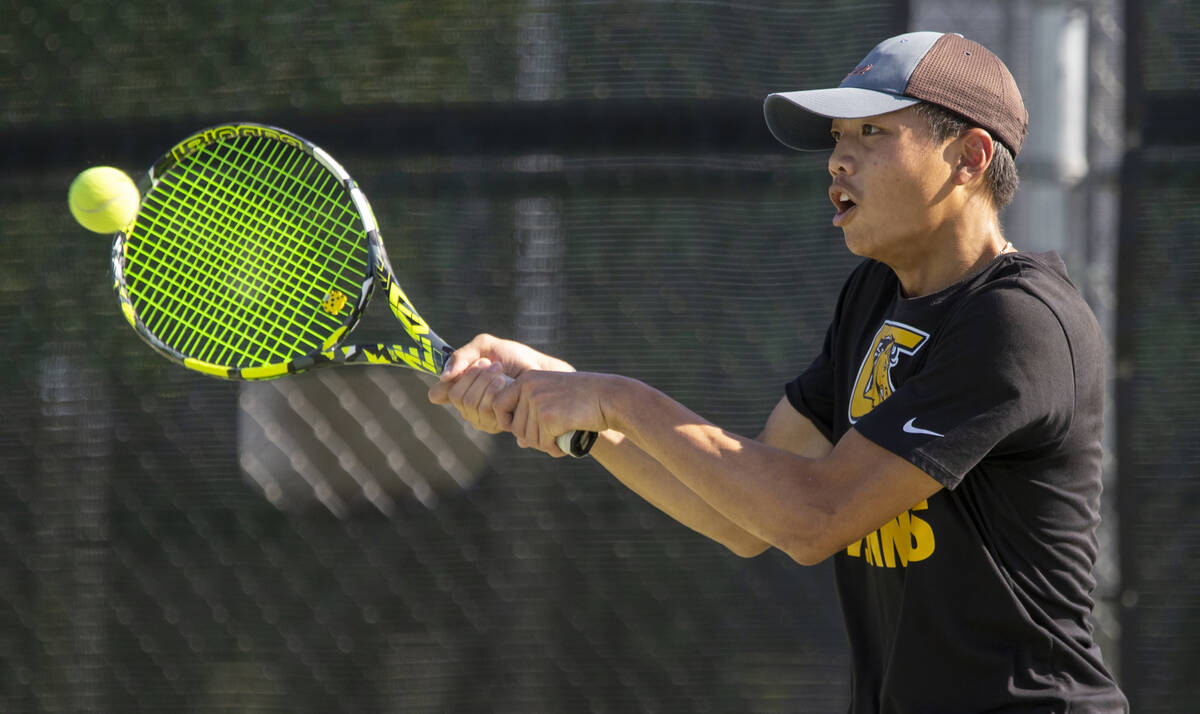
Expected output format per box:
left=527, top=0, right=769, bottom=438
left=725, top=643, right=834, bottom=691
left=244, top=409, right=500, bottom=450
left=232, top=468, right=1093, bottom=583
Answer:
left=763, top=88, right=922, bottom=151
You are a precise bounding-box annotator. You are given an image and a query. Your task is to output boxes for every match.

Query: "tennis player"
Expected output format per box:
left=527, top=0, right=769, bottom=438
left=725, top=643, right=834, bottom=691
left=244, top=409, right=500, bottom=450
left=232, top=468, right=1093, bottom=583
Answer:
left=430, top=31, right=1128, bottom=712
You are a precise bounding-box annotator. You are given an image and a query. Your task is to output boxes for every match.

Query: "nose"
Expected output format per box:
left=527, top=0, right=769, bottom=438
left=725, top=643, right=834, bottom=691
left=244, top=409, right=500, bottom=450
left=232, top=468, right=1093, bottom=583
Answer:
left=828, top=141, right=852, bottom=177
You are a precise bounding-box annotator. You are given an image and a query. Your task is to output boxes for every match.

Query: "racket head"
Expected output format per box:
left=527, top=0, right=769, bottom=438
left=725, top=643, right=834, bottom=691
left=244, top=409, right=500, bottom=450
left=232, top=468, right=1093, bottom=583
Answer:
left=112, top=123, right=379, bottom=380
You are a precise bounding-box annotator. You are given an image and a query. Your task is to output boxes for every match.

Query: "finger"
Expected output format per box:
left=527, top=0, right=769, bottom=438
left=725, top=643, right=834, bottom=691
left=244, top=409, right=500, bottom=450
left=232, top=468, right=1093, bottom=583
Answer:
left=440, top=334, right=493, bottom=381
left=462, top=362, right=504, bottom=432
left=539, top=421, right=566, bottom=457
left=427, top=379, right=450, bottom=405
left=446, top=360, right=493, bottom=419
left=532, top=393, right=569, bottom=457
left=523, top=395, right=566, bottom=457
left=461, top=361, right=497, bottom=410
left=493, top=379, right=520, bottom=431
left=512, top=385, right=532, bottom=448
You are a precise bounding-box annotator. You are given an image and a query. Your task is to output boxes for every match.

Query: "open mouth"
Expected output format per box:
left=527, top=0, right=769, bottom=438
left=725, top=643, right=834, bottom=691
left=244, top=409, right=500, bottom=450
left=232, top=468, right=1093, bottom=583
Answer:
left=832, top=191, right=857, bottom=225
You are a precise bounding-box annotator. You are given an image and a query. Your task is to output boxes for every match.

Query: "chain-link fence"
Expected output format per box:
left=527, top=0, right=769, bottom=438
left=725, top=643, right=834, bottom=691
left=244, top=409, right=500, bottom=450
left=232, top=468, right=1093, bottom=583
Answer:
left=0, top=3, right=896, bottom=712
left=1118, top=0, right=1200, bottom=711
left=2, top=0, right=1195, bottom=711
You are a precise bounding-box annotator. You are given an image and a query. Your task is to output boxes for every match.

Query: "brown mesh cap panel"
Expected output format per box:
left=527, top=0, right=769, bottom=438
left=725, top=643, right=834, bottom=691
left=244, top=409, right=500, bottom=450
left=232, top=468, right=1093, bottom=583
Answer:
left=904, top=34, right=1029, bottom=155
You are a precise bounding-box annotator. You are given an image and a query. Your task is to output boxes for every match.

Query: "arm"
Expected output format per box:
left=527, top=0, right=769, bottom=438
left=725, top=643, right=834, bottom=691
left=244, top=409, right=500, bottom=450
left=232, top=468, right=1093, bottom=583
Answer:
left=565, top=397, right=839, bottom=558
left=496, top=371, right=942, bottom=564
left=588, top=430, right=769, bottom=557
left=600, top=395, right=834, bottom=557
left=430, top=336, right=822, bottom=557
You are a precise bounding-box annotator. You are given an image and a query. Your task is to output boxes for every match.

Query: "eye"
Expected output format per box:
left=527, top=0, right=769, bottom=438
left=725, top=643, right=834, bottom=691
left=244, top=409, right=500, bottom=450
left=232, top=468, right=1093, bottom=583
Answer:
left=862, top=124, right=881, bottom=136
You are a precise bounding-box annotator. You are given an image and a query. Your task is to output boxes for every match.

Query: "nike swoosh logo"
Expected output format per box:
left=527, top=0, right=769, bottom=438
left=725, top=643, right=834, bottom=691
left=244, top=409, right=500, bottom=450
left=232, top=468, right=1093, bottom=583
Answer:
left=903, top=418, right=944, bottom=438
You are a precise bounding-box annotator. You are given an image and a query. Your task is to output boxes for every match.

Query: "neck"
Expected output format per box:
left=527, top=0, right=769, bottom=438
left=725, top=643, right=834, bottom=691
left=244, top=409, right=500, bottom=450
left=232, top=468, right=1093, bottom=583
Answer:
left=890, top=215, right=1012, bottom=299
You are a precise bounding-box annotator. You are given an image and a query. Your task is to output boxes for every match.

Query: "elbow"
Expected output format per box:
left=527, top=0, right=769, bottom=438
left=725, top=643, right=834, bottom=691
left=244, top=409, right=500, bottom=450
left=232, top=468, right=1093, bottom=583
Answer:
left=722, top=528, right=837, bottom=564
left=717, top=527, right=771, bottom=558
left=783, top=543, right=836, bottom=566
left=776, top=519, right=841, bottom=566
left=773, top=487, right=849, bottom=565
left=726, top=538, right=771, bottom=559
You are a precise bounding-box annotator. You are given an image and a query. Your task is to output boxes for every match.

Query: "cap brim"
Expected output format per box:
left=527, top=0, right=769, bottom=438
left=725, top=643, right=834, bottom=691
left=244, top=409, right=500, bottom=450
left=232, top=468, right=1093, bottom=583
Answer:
left=763, top=88, right=921, bottom=151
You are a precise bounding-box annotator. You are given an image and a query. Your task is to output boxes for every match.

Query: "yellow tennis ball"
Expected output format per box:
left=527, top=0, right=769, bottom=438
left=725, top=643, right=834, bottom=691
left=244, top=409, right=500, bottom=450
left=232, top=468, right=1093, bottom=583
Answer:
left=68, top=166, right=140, bottom=234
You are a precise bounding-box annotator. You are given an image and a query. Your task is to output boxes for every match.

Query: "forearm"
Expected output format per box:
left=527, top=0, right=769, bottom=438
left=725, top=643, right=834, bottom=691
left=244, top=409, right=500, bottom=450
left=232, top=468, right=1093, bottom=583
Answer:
left=590, top=430, right=769, bottom=557
left=600, top=377, right=827, bottom=561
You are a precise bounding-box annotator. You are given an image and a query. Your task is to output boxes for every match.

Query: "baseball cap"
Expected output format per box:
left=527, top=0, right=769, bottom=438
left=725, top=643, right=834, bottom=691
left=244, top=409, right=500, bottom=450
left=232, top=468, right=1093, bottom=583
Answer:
left=763, top=31, right=1028, bottom=156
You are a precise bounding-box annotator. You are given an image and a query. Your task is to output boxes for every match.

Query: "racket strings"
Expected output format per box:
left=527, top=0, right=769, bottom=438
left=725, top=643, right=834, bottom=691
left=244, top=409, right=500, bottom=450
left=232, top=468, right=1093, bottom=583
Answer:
left=133, top=140, right=321, bottom=361
left=140, top=137, right=356, bottom=358
left=160, top=141, right=344, bottom=360
left=125, top=135, right=369, bottom=367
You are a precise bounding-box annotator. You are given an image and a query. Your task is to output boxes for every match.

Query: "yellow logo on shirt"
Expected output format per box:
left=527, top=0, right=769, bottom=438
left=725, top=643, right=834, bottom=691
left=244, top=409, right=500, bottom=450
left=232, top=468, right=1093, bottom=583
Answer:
left=848, top=320, right=929, bottom=423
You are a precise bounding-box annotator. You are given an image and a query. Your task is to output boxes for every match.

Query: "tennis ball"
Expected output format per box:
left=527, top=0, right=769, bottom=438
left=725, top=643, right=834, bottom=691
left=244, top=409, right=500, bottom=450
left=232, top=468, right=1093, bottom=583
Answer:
left=68, top=166, right=140, bottom=234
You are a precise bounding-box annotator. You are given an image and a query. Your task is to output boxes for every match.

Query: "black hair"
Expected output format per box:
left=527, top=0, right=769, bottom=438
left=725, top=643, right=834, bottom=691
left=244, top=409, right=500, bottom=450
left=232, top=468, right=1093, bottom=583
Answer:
left=913, top=102, right=1019, bottom=210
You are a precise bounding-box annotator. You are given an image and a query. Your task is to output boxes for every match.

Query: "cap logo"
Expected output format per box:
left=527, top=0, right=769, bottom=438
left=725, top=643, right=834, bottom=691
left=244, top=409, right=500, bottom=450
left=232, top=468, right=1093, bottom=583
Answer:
left=843, top=63, right=873, bottom=81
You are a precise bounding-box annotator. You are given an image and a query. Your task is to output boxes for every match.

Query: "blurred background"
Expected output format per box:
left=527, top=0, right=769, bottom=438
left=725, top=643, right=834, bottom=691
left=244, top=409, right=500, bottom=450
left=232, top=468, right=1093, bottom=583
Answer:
left=1, top=0, right=1196, bottom=711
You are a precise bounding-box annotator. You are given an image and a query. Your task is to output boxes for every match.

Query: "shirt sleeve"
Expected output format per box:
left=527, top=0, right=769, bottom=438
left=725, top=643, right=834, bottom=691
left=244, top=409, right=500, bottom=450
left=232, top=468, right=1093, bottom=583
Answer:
left=786, top=321, right=838, bottom=442
left=785, top=263, right=869, bottom=442
left=852, top=286, right=1077, bottom=490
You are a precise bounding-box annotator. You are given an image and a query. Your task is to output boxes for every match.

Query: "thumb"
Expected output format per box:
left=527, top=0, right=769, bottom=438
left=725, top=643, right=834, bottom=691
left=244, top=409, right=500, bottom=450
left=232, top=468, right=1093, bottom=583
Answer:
left=440, top=346, right=484, bottom=382
left=440, top=352, right=470, bottom=382
left=440, top=334, right=497, bottom=381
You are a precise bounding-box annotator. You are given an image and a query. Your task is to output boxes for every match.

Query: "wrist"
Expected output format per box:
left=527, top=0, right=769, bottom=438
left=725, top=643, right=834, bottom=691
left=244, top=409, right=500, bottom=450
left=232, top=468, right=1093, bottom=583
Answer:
left=597, top=374, right=640, bottom=435
left=487, top=335, right=574, bottom=373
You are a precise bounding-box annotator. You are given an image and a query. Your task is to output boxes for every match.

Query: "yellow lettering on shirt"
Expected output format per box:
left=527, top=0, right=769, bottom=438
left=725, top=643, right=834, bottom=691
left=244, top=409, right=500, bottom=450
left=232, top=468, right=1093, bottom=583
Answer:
left=845, top=500, right=935, bottom=568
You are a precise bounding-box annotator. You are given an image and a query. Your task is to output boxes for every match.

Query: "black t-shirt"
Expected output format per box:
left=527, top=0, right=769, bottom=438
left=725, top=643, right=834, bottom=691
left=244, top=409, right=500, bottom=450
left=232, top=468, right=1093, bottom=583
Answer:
left=787, top=252, right=1128, bottom=713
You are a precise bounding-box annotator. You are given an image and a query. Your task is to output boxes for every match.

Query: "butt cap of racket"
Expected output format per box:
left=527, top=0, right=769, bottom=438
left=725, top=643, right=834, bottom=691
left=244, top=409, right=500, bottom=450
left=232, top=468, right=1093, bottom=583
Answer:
left=557, top=429, right=598, bottom=458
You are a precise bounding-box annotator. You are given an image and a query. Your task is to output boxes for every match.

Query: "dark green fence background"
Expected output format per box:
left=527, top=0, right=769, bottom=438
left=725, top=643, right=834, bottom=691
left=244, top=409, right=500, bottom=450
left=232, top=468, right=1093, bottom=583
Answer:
left=1, top=0, right=1194, bottom=712
left=1118, top=0, right=1200, bottom=712
left=0, top=3, right=899, bottom=711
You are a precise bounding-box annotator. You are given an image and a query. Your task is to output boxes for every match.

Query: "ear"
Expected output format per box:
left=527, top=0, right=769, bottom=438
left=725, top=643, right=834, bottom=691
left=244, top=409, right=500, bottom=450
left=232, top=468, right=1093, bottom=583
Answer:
left=952, top=128, right=994, bottom=186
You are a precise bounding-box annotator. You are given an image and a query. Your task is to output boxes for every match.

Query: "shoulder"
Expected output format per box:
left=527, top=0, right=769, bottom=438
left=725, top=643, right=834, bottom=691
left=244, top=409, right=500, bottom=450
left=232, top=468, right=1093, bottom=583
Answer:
left=955, top=252, right=1102, bottom=356
left=969, top=252, right=1096, bottom=316
left=935, top=253, right=1103, bottom=423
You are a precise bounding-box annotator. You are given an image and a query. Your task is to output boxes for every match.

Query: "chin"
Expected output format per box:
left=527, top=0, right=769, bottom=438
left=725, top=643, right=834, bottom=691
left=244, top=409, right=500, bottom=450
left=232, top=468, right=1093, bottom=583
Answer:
left=842, top=230, right=875, bottom=259
left=842, top=226, right=903, bottom=264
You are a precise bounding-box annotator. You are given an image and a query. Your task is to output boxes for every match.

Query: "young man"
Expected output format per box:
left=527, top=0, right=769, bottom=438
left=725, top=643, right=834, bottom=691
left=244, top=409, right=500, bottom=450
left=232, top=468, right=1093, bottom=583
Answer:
left=429, top=31, right=1128, bottom=712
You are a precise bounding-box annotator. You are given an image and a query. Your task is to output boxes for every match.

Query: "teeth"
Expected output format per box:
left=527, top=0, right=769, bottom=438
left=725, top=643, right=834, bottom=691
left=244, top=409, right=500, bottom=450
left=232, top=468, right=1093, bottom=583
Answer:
left=840, top=193, right=851, bottom=203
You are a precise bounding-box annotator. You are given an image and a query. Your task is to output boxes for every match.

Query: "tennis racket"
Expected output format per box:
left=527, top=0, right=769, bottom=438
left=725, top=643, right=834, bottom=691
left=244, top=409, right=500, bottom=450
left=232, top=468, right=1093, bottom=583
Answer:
left=110, top=122, right=596, bottom=457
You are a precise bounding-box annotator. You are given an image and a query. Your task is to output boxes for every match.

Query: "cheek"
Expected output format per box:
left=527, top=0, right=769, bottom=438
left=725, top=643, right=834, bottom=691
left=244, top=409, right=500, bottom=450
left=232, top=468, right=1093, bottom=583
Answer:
left=869, top=171, right=923, bottom=213
left=876, top=158, right=944, bottom=207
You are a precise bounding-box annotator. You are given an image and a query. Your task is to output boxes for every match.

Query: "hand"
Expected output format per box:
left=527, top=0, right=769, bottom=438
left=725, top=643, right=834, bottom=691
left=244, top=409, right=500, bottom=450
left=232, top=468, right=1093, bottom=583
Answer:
left=495, top=371, right=614, bottom=456
left=428, top=334, right=575, bottom=435
left=428, top=358, right=510, bottom=433
left=438, top=333, right=574, bottom=382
